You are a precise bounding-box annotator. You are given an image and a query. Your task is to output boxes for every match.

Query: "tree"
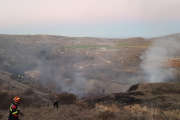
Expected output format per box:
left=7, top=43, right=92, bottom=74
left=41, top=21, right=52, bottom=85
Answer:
left=24, top=70, right=41, bottom=83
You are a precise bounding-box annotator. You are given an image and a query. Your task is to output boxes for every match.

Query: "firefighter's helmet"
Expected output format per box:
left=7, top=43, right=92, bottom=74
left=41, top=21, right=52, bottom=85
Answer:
left=13, top=96, right=21, bottom=103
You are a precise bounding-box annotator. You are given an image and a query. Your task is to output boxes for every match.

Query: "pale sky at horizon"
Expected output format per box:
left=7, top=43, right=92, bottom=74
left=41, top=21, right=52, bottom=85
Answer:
left=0, top=0, right=180, bottom=38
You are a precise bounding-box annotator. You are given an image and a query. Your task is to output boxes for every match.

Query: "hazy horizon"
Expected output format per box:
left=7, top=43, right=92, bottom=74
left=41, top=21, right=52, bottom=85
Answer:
left=0, top=32, right=179, bottom=39
left=1, top=0, right=180, bottom=38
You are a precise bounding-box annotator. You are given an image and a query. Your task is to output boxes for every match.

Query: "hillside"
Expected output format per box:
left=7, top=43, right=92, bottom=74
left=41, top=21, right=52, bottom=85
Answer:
left=1, top=71, right=180, bottom=120
left=0, top=34, right=151, bottom=97
left=0, top=70, right=53, bottom=119
left=84, top=82, right=180, bottom=120
left=1, top=33, right=180, bottom=119
left=0, top=34, right=180, bottom=96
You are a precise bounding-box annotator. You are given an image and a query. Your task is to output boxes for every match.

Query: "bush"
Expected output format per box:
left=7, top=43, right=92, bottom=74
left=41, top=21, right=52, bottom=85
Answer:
left=58, top=92, right=77, bottom=104
left=98, top=111, right=116, bottom=120
left=40, top=50, right=47, bottom=54
left=84, top=56, right=94, bottom=61
left=60, top=47, right=65, bottom=52
left=23, top=89, right=34, bottom=96
left=45, top=54, right=55, bottom=60
left=10, top=74, right=18, bottom=80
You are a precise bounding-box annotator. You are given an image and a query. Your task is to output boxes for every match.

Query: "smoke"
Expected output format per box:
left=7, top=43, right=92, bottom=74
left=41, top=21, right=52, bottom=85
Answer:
left=141, top=34, right=180, bottom=82
left=53, top=73, right=88, bottom=98
left=2, top=34, right=167, bottom=99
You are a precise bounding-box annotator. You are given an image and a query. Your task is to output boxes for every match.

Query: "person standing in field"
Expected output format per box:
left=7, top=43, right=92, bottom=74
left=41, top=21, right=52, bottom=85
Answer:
left=54, top=94, right=59, bottom=108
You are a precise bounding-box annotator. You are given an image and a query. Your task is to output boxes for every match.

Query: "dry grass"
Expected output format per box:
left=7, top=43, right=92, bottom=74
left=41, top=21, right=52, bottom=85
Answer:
left=0, top=92, right=13, bottom=110
left=98, top=111, right=116, bottom=120
left=1, top=70, right=180, bottom=120
left=58, top=92, right=77, bottom=105
left=22, top=80, right=32, bottom=85
left=1, top=104, right=160, bottom=120
left=23, top=89, right=34, bottom=96
left=1, top=82, right=180, bottom=120
left=29, top=84, right=49, bottom=93
left=0, top=90, right=47, bottom=111
left=10, top=74, right=18, bottom=80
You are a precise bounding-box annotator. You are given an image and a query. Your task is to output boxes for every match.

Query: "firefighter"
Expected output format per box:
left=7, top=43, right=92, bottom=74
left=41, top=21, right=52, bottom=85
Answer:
left=21, top=76, right=24, bottom=80
left=8, top=96, right=21, bottom=120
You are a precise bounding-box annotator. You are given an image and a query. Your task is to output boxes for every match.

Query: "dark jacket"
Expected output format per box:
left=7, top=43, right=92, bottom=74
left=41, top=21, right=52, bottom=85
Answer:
left=8, top=103, right=20, bottom=120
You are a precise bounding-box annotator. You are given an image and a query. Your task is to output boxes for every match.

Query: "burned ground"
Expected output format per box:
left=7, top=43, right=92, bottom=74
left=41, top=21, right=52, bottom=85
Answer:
left=127, top=84, right=140, bottom=92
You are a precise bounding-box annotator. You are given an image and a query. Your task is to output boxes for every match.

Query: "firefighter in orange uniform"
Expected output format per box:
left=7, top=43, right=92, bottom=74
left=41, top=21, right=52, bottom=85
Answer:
left=8, top=96, right=21, bottom=120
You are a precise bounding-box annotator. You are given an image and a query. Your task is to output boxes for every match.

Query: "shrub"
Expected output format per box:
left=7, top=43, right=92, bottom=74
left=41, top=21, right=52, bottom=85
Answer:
left=45, top=54, right=55, bottom=60
left=58, top=92, right=77, bottom=104
left=10, top=74, right=18, bottom=80
left=23, top=89, right=34, bottom=96
left=60, top=47, right=65, bottom=52
left=84, top=56, right=94, bottom=61
left=40, top=50, right=47, bottom=54
left=98, top=111, right=116, bottom=120
left=24, top=70, right=41, bottom=83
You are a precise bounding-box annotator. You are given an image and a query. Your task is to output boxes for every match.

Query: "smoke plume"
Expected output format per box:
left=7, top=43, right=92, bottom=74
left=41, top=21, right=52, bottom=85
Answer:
left=141, top=34, right=180, bottom=82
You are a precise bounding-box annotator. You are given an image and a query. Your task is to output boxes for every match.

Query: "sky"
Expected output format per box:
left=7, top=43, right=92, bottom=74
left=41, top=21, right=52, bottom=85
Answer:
left=0, top=0, right=180, bottom=38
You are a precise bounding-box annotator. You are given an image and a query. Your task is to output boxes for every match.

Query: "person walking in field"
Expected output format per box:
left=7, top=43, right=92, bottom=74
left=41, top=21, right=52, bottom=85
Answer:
left=54, top=94, right=59, bottom=108
left=8, top=96, right=21, bottom=120
left=21, top=76, right=24, bottom=80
